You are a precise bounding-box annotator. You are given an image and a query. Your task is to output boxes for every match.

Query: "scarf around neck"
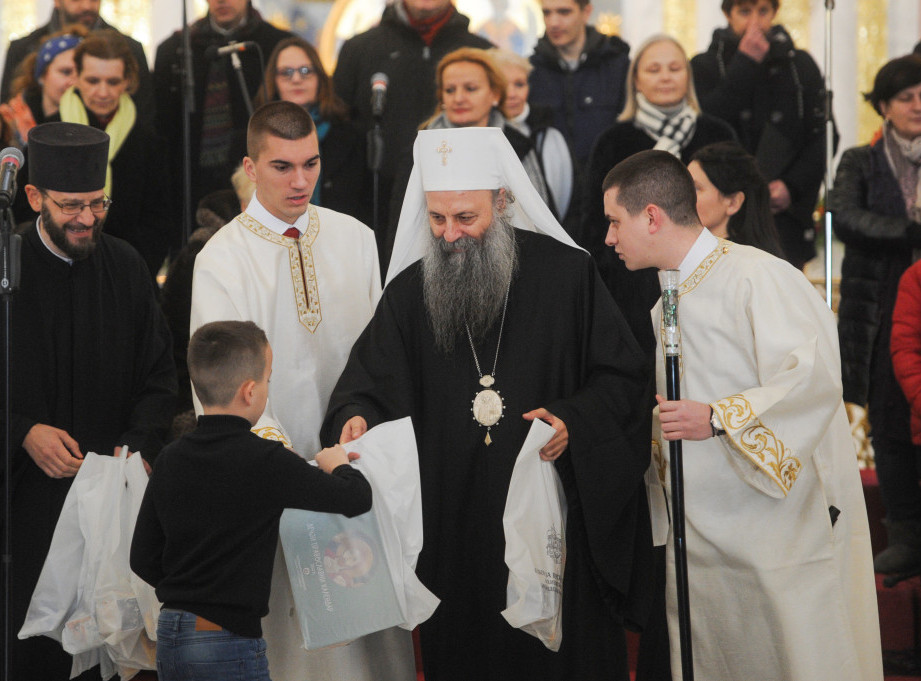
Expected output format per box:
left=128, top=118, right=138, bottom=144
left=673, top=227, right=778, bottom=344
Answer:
left=633, top=93, right=697, bottom=157
left=883, top=120, right=921, bottom=220
left=59, top=86, right=135, bottom=197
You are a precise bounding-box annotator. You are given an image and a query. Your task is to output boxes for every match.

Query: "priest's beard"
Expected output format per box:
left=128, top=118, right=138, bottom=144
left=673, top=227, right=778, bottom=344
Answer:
left=41, top=204, right=104, bottom=261
left=422, top=214, right=518, bottom=355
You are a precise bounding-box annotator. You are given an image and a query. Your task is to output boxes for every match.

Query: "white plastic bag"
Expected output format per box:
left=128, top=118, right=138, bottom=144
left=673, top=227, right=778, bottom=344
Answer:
left=19, top=452, right=159, bottom=679
left=501, top=419, right=567, bottom=651
left=278, top=417, right=439, bottom=649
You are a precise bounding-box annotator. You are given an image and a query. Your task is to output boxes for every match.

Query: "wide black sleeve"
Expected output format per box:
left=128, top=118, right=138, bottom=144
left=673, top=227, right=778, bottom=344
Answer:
left=332, top=37, right=362, bottom=121
left=830, top=147, right=921, bottom=249
left=545, top=258, right=655, bottom=628
left=130, top=470, right=167, bottom=588
left=271, top=448, right=372, bottom=518
left=321, top=282, right=418, bottom=446
left=119, top=254, right=178, bottom=461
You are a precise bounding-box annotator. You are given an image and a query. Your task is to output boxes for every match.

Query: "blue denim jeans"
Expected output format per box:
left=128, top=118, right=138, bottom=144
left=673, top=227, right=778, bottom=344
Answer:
left=156, top=609, right=271, bottom=681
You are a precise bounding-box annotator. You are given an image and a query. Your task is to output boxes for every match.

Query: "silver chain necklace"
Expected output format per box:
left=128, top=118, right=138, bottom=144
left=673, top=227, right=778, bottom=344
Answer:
left=465, top=280, right=511, bottom=446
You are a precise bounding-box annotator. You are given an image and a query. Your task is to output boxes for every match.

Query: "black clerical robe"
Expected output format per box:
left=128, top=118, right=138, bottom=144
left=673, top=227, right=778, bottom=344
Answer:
left=3, top=226, right=176, bottom=680
left=323, top=230, right=653, bottom=681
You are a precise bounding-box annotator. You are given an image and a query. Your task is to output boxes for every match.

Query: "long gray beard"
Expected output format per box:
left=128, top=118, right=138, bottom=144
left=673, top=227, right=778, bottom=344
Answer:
left=422, top=216, right=518, bottom=354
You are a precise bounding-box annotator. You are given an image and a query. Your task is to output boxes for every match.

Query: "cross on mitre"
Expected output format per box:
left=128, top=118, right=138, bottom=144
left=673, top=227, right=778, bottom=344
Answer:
left=436, top=140, right=452, bottom=166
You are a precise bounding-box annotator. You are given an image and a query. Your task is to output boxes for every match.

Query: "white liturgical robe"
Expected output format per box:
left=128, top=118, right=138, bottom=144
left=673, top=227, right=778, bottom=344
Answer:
left=191, top=196, right=415, bottom=681
left=648, top=229, right=883, bottom=681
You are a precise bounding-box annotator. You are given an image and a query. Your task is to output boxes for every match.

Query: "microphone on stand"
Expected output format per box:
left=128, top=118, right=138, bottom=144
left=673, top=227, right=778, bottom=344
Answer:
left=0, top=148, right=24, bottom=210
left=371, top=72, right=389, bottom=121
left=204, top=41, right=258, bottom=60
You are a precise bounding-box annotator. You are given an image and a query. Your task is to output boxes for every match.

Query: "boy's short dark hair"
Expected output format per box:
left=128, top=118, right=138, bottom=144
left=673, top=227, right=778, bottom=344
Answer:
left=602, top=150, right=699, bottom=226
left=246, top=101, right=316, bottom=160
left=188, top=321, right=269, bottom=407
left=721, top=0, right=779, bottom=13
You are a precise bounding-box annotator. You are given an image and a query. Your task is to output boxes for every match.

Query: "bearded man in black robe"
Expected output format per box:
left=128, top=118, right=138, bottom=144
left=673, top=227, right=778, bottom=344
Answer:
left=322, top=127, right=653, bottom=681
left=3, top=122, right=176, bottom=680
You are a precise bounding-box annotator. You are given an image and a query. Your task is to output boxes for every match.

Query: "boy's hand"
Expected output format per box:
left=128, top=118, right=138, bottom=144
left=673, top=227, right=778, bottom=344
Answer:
left=739, top=19, right=769, bottom=63
left=316, top=444, right=360, bottom=473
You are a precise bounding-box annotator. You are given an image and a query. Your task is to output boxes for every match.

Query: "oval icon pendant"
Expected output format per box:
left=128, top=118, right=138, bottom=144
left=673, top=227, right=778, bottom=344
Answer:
left=472, top=388, right=504, bottom=427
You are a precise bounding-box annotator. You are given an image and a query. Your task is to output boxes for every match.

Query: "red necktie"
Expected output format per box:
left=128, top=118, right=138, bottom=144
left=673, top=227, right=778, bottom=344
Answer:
left=284, top=227, right=309, bottom=305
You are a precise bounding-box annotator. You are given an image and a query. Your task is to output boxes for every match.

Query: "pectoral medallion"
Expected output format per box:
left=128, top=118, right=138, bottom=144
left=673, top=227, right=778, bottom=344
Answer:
left=472, top=374, right=505, bottom=435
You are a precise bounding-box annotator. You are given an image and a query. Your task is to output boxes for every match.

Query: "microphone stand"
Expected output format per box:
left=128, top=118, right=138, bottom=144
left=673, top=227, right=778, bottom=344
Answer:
left=368, top=118, right=384, bottom=235
left=659, top=269, right=694, bottom=681
left=179, top=0, right=195, bottom=246
left=229, top=50, right=255, bottom=119
left=1, top=197, right=22, bottom=681
left=822, top=0, right=835, bottom=309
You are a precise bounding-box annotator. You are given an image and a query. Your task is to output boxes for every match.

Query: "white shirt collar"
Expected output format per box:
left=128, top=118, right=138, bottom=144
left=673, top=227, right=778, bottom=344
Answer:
left=36, top=217, right=73, bottom=264
left=245, top=192, right=310, bottom=237
left=677, top=228, right=716, bottom=285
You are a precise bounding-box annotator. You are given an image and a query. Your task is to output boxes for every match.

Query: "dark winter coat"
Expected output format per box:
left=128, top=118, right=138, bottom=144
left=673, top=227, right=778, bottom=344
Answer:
left=528, top=27, right=630, bottom=165
left=692, top=25, right=827, bottom=269
left=830, top=140, right=921, bottom=441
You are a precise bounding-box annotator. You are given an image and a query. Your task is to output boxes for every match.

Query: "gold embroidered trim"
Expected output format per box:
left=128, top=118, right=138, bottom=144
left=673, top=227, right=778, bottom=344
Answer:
left=651, top=439, right=667, bottom=486
left=252, top=426, right=293, bottom=449
left=238, top=208, right=322, bottom=333
left=678, top=238, right=730, bottom=296
left=712, top=394, right=801, bottom=496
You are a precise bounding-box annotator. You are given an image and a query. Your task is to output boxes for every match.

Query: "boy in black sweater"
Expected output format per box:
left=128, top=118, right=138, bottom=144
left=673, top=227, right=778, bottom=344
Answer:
left=130, top=320, right=371, bottom=681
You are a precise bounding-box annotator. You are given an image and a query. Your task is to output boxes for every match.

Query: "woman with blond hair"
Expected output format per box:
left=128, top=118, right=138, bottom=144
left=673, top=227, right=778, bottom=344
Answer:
left=582, top=34, right=735, bottom=352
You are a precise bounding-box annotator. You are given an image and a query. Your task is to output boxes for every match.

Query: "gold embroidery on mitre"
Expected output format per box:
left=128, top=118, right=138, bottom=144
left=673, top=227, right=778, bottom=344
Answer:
left=237, top=210, right=322, bottom=333
left=678, top=238, right=730, bottom=296
left=713, top=394, right=802, bottom=495
left=651, top=439, right=667, bottom=486
left=252, top=426, right=293, bottom=449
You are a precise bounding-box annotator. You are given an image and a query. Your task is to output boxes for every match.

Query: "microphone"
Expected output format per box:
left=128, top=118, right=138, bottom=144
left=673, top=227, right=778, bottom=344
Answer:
left=204, top=41, right=258, bottom=60
left=370, top=72, right=389, bottom=120
left=0, top=147, right=24, bottom=210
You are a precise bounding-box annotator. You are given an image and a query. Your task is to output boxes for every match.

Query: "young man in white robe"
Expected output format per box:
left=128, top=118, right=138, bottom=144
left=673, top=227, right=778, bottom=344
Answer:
left=602, top=149, right=883, bottom=681
left=189, top=101, right=413, bottom=681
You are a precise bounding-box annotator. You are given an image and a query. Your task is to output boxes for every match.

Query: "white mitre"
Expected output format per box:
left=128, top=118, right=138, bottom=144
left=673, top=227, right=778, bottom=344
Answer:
left=385, top=127, right=581, bottom=285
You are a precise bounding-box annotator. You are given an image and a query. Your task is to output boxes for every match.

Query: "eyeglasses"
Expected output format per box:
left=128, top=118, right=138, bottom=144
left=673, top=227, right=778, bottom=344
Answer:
left=44, top=194, right=113, bottom=215
left=276, top=66, right=315, bottom=80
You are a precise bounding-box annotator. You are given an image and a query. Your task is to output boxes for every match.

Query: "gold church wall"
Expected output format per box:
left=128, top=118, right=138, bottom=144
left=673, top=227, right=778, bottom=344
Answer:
left=0, top=0, right=902, bottom=148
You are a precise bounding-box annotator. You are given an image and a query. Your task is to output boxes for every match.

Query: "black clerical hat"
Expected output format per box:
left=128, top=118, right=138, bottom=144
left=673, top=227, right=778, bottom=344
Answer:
left=27, top=122, right=109, bottom=192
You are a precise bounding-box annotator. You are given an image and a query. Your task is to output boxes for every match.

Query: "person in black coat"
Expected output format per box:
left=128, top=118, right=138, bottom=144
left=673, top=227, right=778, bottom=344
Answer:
left=0, top=0, right=154, bottom=125
left=153, top=0, right=291, bottom=236
left=333, top=0, right=491, bottom=238
left=691, top=0, right=827, bottom=270
left=257, top=36, right=372, bottom=226
left=830, top=55, right=921, bottom=575
left=581, top=34, right=735, bottom=355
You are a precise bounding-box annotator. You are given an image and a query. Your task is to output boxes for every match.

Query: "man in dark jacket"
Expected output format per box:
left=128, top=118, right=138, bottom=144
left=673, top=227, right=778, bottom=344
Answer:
left=528, top=0, right=629, bottom=166
left=153, top=0, right=290, bottom=235
left=333, top=0, right=491, bottom=252
left=691, top=0, right=827, bottom=270
left=0, top=0, right=153, bottom=125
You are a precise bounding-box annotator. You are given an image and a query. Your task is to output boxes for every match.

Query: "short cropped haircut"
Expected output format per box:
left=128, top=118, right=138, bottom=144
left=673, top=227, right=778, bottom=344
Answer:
left=602, top=150, right=699, bottom=226
left=721, top=0, right=778, bottom=13
left=865, top=55, right=921, bottom=116
left=188, top=321, right=269, bottom=407
left=246, top=100, right=316, bottom=159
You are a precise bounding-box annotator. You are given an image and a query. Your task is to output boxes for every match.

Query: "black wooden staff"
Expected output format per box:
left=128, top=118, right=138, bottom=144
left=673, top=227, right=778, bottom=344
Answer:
left=659, top=268, right=694, bottom=681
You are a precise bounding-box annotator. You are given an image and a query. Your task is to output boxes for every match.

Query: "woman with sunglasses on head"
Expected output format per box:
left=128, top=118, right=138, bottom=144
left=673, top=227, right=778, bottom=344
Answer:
left=258, top=37, right=372, bottom=226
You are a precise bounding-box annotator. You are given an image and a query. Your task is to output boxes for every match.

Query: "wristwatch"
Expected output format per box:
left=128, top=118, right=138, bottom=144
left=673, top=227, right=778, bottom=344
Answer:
left=709, top=407, right=725, bottom=437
